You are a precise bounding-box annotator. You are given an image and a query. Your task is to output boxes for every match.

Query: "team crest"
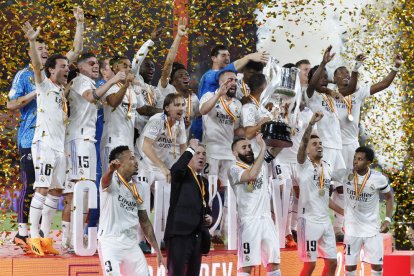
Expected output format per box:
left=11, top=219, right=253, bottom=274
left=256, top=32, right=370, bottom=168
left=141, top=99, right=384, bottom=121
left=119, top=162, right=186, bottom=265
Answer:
left=370, top=184, right=375, bottom=191
left=79, top=169, right=84, bottom=175
left=27, top=153, right=32, bottom=160
left=40, top=176, right=45, bottom=182
left=245, top=255, right=250, bottom=262
left=348, top=173, right=353, bottom=181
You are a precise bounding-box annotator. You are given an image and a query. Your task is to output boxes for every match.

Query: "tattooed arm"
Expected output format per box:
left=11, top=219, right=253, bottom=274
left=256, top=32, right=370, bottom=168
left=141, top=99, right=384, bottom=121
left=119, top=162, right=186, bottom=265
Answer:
left=297, top=111, right=324, bottom=164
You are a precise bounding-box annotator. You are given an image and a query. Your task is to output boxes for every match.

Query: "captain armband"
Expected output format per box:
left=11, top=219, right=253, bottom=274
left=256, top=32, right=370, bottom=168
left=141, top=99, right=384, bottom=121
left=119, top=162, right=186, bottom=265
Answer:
left=264, top=149, right=275, bottom=163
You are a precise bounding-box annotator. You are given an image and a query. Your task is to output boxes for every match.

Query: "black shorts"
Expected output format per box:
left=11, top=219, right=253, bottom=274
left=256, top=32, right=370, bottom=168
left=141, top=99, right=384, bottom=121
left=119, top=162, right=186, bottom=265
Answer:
left=19, top=147, right=35, bottom=185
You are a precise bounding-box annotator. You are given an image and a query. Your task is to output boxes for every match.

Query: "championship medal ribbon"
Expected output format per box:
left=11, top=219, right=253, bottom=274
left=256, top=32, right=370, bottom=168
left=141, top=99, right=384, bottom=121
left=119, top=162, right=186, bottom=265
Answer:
left=146, top=84, right=155, bottom=106
left=249, top=95, right=259, bottom=107
left=116, top=172, right=143, bottom=205
left=236, top=161, right=255, bottom=192
left=320, top=93, right=336, bottom=114
left=343, top=96, right=354, bottom=121
left=165, top=118, right=177, bottom=159
left=312, top=161, right=325, bottom=196
left=187, top=165, right=206, bottom=207
left=241, top=80, right=249, bottom=97
left=353, top=168, right=371, bottom=209
left=219, top=96, right=237, bottom=122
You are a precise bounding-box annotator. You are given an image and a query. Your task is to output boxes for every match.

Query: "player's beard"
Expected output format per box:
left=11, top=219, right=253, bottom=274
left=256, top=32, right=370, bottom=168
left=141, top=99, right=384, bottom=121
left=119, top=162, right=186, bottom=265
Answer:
left=226, top=87, right=236, bottom=98
left=238, top=151, right=254, bottom=165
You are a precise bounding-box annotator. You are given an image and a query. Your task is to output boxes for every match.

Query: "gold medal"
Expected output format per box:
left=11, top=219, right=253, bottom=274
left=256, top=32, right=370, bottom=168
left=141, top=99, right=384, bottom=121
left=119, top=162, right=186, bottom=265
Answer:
left=319, top=188, right=325, bottom=196
left=126, top=112, right=132, bottom=119
left=247, top=182, right=255, bottom=192
left=348, top=173, right=354, bottom=181
left=348, top=114, right=354, bottom=121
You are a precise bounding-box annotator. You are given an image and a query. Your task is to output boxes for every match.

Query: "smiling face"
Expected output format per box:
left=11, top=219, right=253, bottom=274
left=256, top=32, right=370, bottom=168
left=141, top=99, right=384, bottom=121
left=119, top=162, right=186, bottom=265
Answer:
left=307, top=137, right=323, bottom=161
left=233, top=139, right=254, bottom=165
left=219, top=71, right=237, bottom=98
left=334, top=67, right=350, bottom=87
left=212, top=49, right=231, bottom=69
left=316, top=69, right=329, bottom=91
left=139, top=58, right=155, bottom=83
left=78, top=57, right=100, bottom=80
left=113, top=58, right=132, bottom=75
left=298, top=63, right=311, bottom=85
left=49, top=58, right=70, bottom=86
left=172, top=68, right=190, bottom=94
left=165, top=96, right=186, bottom=122
left=35, top=41, right=49, bottom=66
left=188, top=146, right=207, bottom=173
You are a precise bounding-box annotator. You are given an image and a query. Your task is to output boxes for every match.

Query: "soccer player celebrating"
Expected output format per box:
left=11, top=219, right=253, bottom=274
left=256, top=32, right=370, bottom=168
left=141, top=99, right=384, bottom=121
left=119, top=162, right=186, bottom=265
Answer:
left=98, top=146, right=165, bottom=275
left=228, top=134, right=282, bottom=276
left=332, top=147, right=394, bottom=276
left=296, top=111, right=344, bottom=276
left=8, top=6, right=84, bottom=252
left=22, top=22, right=70, bottom=256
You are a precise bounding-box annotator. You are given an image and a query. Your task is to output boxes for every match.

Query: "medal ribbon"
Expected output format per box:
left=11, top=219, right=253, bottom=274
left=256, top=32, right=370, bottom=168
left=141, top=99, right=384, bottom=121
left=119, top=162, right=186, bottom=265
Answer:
left=219, top=96, right=237, bottom=122
left=187, top=165, right=206, bottom=207
left=320, top=93, right=336, bottom=114
left=187, top=94, right=192, bottom=118
left=236, top=161, right=255, bottom=190
left=249, top=95, right=259, bottom=107
left=343, top=95, right=353, bottom=117
left=312, top=161, right=325, bottom=191
left=146, top=84, right=155, bottom=106
left=116, top=172, right=143, bottom=204
left=165, top=118, right=177, bottom=159
left=353, top=168, right=371, bottom=200
left=241, top=80, right=249, bottom=97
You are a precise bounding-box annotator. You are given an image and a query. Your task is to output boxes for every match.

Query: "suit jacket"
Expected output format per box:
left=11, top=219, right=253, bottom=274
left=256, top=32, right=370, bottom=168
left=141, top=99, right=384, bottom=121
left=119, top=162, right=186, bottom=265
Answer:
left=165, top=150, right=212, bottom=238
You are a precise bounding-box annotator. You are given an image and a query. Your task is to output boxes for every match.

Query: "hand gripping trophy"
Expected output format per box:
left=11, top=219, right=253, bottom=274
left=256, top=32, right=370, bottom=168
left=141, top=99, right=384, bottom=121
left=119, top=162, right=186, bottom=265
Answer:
left=259, top=56, right=302, bottom=148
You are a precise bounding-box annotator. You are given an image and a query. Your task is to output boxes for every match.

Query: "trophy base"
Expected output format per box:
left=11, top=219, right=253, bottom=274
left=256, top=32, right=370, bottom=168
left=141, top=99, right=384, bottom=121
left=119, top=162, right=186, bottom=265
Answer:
left=261, top=121, right=293, bottom=148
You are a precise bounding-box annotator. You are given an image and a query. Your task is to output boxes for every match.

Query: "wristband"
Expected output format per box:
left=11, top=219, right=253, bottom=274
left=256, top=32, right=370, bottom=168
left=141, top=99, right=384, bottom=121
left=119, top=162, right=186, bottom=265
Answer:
left=92, top=89, right=101, bottom=100
left=391, top=66, right=400, bottom=72
left=352, top=60, right=362, bottom=72
left=187, top=147, right=195, bottom=155
left=384, top=217, right=391, bottom=223
left=264, top=149, right=275, bottom=163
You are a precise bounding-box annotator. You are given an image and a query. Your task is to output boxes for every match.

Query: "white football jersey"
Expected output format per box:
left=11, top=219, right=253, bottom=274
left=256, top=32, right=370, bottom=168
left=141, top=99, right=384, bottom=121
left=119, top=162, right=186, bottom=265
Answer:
left=101, top=84, right=139, bottom=150
left=200, top=91, right=242, bottom=160
left=277, top=107, right=313, bottom=163
left=334, top=85, right=370, bottom=145
left=99, top=172, right=146, bottom=240
left=241, top=102, right=261, bottom=155
left=137, top=113, right=186, bottom=171
left=306, top=92, right=342, bottom=149
left=33, top=78, right=66, bottom=152
left=333, top=168, right=390, bottom=237
left=66, top=73, right=98, bottom=142
left=296, top=158, right=333, bottom=224
left=228, top=161, right=272, bottom=224
left=135, top=83, right=162, bottom=134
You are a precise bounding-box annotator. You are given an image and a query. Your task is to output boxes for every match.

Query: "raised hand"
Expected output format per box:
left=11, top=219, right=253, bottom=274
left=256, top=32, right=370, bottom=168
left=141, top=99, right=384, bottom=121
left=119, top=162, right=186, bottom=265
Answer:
left=322, top=45, right=335, bottom=64
left=73, top=7, right=84, bottom=24
left=310, top=111, right=324, bottom=124
left=21, top=22, right=40, bottom=41
left=355, top=53, right=367, bottom=62
left=150, top=27, right=163, bottom=41
left=394, top=53, right=403, bottom=68
left=177, top=17, right=188, bottom=37
left=249, top=51, right=270, bottom=63
left=112, top=71, right=127, bottom=84
left=109, top=159, right=121, bottom=172
left=189, top=138, right=199, bottom=150
left=217, top=79, right=231, bottom=96
left=256, top=133, right=266, bottom=149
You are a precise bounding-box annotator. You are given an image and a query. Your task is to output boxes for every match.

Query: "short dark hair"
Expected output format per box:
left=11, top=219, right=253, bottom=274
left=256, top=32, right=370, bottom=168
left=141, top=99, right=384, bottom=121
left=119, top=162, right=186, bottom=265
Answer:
left=110, top=55, right=129, bottom=69
left=109, top=145, right=130, bottom=163
left=310, top=134, right=320, bottom=139
left=45, top=53, right=68, bottom=78
left=244, top=60, right=265, bottom=72
left=78, top=52, right=97, bottom=63
left=307, top=65, right=326, bottom=83
left=248, top=73, right=267, bottom=93
left=231, top=137, right=246, bottom=151
left=355, top=146, right=375, bottom=162
left=170, top=62, right=187, bottom=83
left=218, top=69, right=235, bottom=80
left=333, top=66, right=347, bottom=77
left=211, top=45, right=228, bottom=57
left=283, top=63, right=296, bottom=69
left=296, top=59, right=311, bottom=68
left=163, top=93, right=184, bottom=114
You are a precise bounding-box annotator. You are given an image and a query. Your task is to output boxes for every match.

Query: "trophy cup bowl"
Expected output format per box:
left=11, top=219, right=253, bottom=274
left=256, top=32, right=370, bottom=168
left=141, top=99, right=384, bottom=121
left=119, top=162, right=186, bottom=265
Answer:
left=260, top=66, right=299, bottom=148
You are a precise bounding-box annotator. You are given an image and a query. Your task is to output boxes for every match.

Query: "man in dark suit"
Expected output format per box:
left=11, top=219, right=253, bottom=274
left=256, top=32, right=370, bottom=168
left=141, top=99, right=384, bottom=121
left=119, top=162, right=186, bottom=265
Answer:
left=165, top=139, right=212, bottom=276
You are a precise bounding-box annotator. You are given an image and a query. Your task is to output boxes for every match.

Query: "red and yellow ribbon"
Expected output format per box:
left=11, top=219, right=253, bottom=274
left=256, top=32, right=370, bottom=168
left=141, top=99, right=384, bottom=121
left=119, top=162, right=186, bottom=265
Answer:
left=219, top=96, right=237, bottom=122
left=116, top=172, right=143, bottom=205
left=353, top=168, right=371, bottom=200
left=187, top=165, right=206, bottom=207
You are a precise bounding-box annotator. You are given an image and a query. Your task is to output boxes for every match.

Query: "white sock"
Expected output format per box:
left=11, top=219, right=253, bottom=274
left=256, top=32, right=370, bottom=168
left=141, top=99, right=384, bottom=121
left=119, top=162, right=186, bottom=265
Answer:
left=371, top=270, right=382, bottom=276
left=62, top=221, right=71, bottom=246
left=267, top=269, right=281, bottom=276
left=18, top=223, right=28, bottom=237
left=345, top=270, right=356, bottom=276
left=40, top=194, right=60, bottom=237
left=237, top=272, right=250, bottom=276
left=29, top=193, right=46, bottom=238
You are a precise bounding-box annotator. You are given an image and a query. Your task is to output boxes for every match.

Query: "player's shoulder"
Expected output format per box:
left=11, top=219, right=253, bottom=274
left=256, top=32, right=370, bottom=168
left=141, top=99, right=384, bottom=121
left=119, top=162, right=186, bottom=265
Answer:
left=370, top=170, right=387, bottom=182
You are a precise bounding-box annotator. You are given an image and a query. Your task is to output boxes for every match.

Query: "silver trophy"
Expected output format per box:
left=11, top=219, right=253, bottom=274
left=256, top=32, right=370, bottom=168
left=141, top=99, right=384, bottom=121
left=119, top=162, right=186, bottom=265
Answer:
left=259, top=57, right=302, bottom=148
